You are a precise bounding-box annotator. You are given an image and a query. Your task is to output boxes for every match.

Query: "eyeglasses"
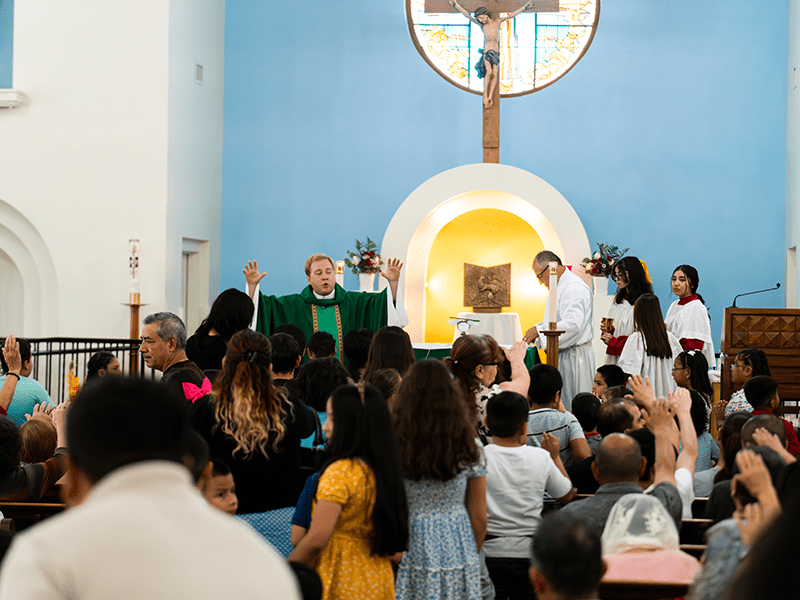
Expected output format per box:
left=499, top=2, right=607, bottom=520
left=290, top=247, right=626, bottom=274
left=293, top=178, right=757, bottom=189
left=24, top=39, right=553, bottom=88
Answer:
left=731, top=362, right=746, bottom=371
left=612, top=271, right=625, bottom=282
left=536, top=265, right=549, bottom=283
left=484, top=362, right=502, bottom=367
left=671, top=367, right=688, bottom=374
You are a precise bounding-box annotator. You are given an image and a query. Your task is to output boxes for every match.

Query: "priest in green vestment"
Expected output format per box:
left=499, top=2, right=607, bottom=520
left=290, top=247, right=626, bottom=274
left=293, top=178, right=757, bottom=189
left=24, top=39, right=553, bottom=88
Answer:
left=243, top=254, right=407, bottom=361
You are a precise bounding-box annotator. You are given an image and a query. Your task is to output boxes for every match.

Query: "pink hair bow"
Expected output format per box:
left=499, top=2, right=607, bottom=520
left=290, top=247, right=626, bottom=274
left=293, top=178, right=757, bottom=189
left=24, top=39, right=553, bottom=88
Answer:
left=183, top=377, right=212, bottom=402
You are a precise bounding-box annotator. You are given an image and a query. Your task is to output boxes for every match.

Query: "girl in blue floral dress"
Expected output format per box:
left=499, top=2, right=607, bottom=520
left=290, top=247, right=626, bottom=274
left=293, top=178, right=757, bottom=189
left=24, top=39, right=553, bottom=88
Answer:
left=393, top=359, right=487, bottom=600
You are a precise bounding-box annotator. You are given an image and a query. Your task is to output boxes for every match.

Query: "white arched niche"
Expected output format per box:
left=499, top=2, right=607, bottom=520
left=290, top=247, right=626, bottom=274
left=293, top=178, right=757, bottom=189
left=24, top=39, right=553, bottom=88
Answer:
left=0, top=200, right=59, bottom=336
left=381, top=164, right=591, bottom=342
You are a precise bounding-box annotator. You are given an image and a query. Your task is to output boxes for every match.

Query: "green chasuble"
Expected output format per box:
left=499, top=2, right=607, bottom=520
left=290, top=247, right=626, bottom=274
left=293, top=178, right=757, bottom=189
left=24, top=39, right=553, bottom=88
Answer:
left=255, top=284, right=388, bottom=361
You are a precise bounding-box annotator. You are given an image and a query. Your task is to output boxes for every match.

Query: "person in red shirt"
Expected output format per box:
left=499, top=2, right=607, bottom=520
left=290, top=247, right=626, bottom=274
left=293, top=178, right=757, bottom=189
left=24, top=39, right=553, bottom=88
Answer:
left=745, top=376, right=800, bottom=456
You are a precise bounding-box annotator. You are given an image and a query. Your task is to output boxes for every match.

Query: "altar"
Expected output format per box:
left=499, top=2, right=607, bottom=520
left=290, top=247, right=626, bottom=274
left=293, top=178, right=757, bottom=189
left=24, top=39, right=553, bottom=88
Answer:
left=413, top=342, right=540, bottom=369
left=451, top=312, right=523, bottom=345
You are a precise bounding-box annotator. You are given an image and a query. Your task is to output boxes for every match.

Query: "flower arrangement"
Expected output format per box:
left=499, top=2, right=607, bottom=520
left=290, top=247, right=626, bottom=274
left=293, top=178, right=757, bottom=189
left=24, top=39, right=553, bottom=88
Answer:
left=581, top=243, right=629, bottom=277
left=344, top=237, right=383, bottom=274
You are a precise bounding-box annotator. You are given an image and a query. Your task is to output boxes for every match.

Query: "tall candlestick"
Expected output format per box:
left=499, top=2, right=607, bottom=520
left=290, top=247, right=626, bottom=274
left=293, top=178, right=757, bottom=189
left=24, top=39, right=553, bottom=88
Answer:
left=547, top=261, right=558, bottom=327
left=129, top=239, right=140, bottom=304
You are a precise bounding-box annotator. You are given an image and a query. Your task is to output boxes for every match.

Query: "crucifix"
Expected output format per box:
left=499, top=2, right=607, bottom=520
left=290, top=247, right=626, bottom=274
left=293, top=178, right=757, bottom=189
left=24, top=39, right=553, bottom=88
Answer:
left=424, top=0, right=559, bottom=163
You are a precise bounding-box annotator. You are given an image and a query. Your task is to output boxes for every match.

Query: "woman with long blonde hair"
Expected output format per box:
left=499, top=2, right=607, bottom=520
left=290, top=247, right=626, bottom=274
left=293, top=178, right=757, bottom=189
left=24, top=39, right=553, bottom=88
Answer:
left=189, top=329, right=314, bottom=514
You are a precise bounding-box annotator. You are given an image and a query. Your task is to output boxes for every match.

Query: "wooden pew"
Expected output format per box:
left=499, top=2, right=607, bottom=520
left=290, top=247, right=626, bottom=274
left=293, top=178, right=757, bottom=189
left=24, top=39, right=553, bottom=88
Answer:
left=680, top=544, right=706, bottom=559
left=0, top=501, right=66, bottom=530
left=692, top=496, right=708, bottom=519
left=38, top=483, right=64, bottom=504
left=575, top=494, right=711, bottom=527
left=680, top=518, right=712, bottom=546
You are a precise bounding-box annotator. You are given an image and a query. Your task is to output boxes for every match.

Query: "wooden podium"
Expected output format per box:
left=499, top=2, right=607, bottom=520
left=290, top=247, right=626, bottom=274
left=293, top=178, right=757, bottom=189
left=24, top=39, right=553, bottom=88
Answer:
left=720, top=308, right=800, bottom=407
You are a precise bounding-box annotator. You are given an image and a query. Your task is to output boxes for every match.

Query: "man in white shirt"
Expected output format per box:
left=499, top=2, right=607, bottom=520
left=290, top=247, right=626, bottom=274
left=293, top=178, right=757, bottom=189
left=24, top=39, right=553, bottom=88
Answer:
left=0, top=377, right=300, bottom=600
left=483, top=392, right=574, bottom=599
left=523, top=251, right=594, bottom=409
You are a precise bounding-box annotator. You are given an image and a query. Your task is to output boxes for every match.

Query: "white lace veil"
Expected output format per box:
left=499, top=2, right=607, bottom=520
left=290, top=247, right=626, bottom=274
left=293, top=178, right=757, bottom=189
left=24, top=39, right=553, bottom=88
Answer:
left=601, top=494, right=680, bottom=556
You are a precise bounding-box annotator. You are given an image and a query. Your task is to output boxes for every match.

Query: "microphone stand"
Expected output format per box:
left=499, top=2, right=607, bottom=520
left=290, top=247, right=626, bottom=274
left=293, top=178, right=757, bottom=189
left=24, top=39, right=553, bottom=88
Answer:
left=732, top=283, right=781, bottom=308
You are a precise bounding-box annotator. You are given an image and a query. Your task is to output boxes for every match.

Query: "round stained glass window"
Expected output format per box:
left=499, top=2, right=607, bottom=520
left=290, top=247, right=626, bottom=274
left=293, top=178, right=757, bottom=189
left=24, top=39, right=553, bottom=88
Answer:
left=406, top=0, right=599, bottom=97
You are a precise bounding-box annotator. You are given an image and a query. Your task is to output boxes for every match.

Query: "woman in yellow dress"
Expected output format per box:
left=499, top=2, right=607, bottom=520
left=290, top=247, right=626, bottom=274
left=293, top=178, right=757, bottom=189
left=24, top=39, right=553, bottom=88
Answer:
left=289, top=384, right=408, bottom=600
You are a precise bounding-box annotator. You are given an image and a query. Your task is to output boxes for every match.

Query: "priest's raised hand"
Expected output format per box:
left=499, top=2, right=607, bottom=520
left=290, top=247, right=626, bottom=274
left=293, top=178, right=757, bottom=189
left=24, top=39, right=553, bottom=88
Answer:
left=243, top=260, right=267, bottom=299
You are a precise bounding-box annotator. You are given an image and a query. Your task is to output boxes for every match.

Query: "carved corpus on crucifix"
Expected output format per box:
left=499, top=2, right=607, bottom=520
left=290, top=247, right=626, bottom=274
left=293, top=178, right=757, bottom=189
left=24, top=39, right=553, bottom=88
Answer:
left=424, top=0, right=559, bottom=162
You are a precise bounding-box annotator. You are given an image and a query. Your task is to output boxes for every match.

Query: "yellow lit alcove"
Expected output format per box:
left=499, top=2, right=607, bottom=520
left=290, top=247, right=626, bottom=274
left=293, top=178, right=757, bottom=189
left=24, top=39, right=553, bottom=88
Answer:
left=424, top=208, right=547, bottom=342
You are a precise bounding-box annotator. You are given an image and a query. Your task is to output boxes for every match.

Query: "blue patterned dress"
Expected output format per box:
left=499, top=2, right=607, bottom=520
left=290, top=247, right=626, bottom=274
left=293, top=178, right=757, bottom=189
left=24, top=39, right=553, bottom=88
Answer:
left=395, top=448, right=487, bottom=600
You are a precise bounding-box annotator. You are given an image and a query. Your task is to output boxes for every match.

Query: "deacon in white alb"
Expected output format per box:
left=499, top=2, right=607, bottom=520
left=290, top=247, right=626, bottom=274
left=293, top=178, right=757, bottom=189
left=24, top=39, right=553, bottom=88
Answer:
left=523, top=251, right=594, bottom=410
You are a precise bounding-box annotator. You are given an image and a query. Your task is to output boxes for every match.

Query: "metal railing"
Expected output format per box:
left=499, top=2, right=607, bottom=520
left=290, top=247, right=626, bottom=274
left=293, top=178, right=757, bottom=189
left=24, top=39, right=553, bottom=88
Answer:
left=2, top=338, right=156, bottom=404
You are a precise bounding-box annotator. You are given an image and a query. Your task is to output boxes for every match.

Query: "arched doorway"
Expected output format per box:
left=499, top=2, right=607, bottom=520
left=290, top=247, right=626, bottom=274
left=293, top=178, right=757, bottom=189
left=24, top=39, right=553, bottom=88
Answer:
left=381, top=164, right=591, bottom=342
left=0, top=200, right=59, bottom=336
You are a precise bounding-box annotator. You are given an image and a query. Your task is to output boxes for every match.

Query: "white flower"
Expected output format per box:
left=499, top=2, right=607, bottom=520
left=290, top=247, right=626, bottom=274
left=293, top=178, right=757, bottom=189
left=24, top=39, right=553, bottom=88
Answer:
left=351, top=255, right=360, bottom=265
left=594, top=252, right=601, bottom=260
left=371, top=257, right=379, bottom=266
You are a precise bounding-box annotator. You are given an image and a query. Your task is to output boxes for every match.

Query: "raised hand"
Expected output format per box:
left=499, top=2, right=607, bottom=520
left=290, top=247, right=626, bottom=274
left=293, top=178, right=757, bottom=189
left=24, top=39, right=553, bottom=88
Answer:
left=502, top=341, right=527, bottom=364
left=668, top=386, right=692, bottom=415
left=643, top=397, right=672, bottom=436
left=2, top=335, right=21, bottom=375
left=380, top=258, right=403, bottom=282
left=628, top=374, right=656, bottom=412
left=733, top=448, right=777, bottom=503
left=734, top=501, right=769, bottom=547
left=242, top=260, right=267, bottom=297
left=51, top=402, right=69, bottom=448
left=751, top=427, right=791, bottom=458
left=25, top=403, right=53, bottom=422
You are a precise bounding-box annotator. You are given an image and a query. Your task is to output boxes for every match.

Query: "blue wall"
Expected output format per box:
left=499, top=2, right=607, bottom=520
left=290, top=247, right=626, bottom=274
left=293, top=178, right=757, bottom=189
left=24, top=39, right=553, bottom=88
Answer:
left=0, top=0, right=13, bottom=88
left=221, top=0, right=788, bottom=346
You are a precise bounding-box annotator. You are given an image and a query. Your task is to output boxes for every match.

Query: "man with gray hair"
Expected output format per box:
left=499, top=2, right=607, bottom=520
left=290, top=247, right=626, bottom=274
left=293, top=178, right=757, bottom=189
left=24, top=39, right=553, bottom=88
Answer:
left=523, top=250, right=594, bottom=409
left=140, top=312, right=207, bottom=401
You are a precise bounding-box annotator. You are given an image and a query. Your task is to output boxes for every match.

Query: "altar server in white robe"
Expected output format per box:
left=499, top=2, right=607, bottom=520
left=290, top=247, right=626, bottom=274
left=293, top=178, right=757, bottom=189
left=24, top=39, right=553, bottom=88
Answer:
left=617, top=293, right=684, bottom=399
left=601, top=257, right=653, bottom=365
left=664, top=264, right=716, bottom=369
left=523, top=251, right=594, bottom=410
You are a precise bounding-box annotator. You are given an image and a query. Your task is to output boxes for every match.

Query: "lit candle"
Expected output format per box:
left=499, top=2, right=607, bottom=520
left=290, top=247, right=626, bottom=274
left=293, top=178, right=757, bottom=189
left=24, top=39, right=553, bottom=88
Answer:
left=335, top=260, right=345, bottom=287
left=548, top=261, right=558, bottom=327
left=129, top=239, right=140, bottom=304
